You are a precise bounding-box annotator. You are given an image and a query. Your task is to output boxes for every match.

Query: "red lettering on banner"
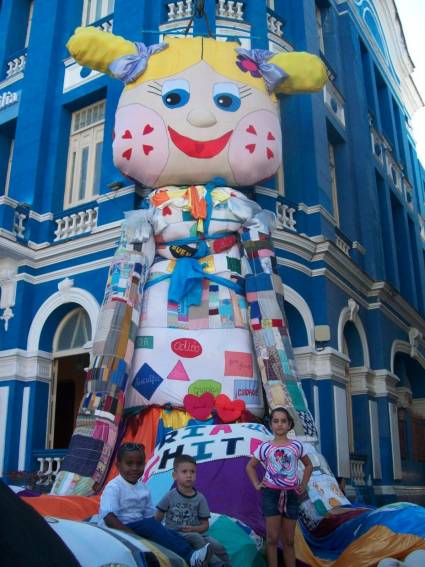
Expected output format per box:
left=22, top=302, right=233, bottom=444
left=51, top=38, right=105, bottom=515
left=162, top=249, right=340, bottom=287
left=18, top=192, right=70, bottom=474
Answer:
left=210, top=425, right=232, bottom=435
left=171, top=338, right=203, bottom=358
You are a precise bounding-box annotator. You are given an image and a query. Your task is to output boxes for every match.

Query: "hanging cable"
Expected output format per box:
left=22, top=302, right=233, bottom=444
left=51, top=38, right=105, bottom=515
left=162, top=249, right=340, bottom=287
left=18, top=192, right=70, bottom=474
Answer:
left=184, top=0, right=213, bottom=37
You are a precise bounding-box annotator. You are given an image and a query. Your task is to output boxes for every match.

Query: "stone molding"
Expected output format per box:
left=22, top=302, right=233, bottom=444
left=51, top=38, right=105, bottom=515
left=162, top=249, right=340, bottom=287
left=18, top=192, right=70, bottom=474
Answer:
left=0, top=349, right=53, bottom=383
left=0, top=257, right=18, bottom=331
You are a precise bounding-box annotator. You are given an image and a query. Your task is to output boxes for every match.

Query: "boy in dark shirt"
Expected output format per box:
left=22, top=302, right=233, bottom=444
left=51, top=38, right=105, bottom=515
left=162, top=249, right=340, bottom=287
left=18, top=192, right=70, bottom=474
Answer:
left=156, top=455, right=230, bottom=566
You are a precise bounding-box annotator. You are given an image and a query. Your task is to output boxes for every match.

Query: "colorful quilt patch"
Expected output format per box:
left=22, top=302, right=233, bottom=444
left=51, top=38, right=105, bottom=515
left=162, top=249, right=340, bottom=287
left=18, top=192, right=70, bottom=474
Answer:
left=61, top=434, right=104, bottom=477
left=189, top=379, right=222, bottom=397
left=227, top=256, right=241, bottom=274
left=135, top=335, right=154, bottom=349
left=263, top=381, right=292, bottom=408
left=132, top=363, right=163, bottom=399
left=167, top=360, right=190, bottom=381
left=224, top=351, right=253, bottom=377
left=245, top=273, right=274, bottom=293
left=285, top=380, right=308, bottom=411
left=298, top=410, right=317, bottom=437
left=234, top=379, right=261, bottom=406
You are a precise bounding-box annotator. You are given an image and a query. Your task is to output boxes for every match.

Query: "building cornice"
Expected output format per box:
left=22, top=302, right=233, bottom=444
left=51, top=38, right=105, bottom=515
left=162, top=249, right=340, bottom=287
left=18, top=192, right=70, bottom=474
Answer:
left=0, top=349, right=53, bottom=383
left=337, top=0, right=423, bottom=115
left=273, top=230, right=425, bottom=336
left=294, top=346, right=349, bottom=383
left=0, top=223, right=121, bottom=267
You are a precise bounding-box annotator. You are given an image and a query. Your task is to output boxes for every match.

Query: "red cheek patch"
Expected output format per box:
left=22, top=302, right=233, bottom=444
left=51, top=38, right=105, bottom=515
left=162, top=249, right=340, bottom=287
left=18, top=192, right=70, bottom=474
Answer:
left=113, top=103, right=169, bottom=187
left=143, top=124, right=154, bottom=135
left=228, top=109, right=282, bottom=185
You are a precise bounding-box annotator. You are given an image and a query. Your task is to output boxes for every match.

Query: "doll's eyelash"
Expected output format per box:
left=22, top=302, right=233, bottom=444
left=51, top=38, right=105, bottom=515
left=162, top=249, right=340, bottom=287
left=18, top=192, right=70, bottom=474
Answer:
left=147, top=84, right=162, bottom=92
left=147, top=90, right=162, bottom=96
left=240, top=87, right=252, bottom=94
left=240, top=92, right=252, bottom=99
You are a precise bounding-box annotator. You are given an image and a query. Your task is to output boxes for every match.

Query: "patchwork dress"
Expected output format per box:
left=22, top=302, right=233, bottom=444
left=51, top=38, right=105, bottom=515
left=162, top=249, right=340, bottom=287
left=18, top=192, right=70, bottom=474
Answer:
left=52, top=184, right=316, bottom=495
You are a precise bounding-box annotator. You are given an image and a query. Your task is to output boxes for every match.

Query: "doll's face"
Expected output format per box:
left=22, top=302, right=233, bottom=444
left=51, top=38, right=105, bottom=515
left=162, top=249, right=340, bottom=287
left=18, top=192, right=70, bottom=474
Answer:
left=113, top=60, right=282, bottom=187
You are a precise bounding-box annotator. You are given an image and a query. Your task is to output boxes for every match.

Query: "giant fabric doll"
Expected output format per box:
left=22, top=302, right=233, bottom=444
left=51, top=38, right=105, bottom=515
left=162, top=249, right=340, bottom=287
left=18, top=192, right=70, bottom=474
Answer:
left=52, top=27, right=330, bottom=508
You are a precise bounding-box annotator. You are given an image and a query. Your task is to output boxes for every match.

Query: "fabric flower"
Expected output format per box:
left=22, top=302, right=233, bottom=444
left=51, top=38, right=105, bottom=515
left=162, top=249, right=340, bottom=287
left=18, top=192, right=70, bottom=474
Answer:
left=236, top=53, right=262, bottom=78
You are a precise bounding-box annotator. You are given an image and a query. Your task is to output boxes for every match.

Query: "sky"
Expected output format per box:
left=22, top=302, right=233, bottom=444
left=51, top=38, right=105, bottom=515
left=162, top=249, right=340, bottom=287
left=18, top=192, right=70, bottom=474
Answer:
left=394, top=0, right=425, bottom=166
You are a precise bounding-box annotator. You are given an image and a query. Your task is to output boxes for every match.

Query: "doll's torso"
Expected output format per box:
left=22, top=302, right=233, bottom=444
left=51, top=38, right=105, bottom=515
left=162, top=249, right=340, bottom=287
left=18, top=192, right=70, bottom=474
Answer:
left=125, top=185, right=264, bottom=415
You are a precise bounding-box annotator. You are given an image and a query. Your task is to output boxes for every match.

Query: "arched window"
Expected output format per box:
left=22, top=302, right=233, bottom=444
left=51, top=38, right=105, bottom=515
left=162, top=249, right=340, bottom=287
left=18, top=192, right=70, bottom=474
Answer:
left=53, top=307, right=91, bottom=353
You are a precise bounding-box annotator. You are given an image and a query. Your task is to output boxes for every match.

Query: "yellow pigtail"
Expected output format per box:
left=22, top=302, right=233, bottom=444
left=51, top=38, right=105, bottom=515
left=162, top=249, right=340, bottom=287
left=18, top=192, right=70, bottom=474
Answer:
left=270, top=51, right=328, bottom=95
left=66, top=27, right=137, bottom=75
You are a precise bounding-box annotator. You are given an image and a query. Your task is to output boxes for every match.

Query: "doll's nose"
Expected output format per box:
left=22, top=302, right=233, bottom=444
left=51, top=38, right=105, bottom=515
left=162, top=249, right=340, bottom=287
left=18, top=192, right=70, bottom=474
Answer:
left=187, top=108, right=217, bottom=127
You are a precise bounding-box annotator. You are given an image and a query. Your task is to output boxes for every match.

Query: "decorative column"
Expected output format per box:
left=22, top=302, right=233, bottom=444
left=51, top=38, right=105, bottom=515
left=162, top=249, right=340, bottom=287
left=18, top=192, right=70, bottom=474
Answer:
left=0, top=258, right=18, bottom=331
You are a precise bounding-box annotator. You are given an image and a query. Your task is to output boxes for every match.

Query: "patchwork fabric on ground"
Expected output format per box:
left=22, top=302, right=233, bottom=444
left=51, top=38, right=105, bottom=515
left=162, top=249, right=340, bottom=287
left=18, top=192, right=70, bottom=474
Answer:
left=61, top=434, right=104, bottom=477
left=298, top=410, right=318, bottom=438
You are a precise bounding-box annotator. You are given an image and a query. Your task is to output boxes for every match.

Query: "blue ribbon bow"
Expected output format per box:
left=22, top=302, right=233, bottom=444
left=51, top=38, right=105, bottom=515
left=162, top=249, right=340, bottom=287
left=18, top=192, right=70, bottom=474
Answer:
left=109, top=41, right=168, bottom=84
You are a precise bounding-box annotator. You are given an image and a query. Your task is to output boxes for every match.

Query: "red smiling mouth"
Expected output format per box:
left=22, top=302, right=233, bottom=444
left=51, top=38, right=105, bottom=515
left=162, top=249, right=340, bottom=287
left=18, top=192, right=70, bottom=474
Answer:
left=168, top=127, right=233, bottom=159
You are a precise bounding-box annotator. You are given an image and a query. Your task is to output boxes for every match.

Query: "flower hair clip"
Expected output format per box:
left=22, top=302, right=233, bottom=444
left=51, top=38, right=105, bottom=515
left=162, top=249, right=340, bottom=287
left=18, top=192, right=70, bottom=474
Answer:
left=235, top=48, right=288, bottom=92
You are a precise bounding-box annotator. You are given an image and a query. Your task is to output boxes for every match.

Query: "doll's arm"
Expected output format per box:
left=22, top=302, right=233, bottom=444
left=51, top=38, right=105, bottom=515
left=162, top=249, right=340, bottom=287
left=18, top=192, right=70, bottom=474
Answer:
left=91, top=209, right=155, bottom=362
left=238, top=208, right=315, bottom=439
left=52, top=211, right=155, bottom=495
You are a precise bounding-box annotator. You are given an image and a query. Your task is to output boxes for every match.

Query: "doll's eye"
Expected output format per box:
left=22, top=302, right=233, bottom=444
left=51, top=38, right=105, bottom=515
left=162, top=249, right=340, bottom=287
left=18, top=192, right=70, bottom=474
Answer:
left=213, top=82, right=241, bottom=112
left=162, top=79, right=190, bottom=109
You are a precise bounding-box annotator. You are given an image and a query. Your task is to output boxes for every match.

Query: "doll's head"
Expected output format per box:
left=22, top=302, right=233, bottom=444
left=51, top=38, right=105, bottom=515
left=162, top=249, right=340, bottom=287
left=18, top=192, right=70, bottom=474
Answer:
left=68, top=29, right=326, bottom=188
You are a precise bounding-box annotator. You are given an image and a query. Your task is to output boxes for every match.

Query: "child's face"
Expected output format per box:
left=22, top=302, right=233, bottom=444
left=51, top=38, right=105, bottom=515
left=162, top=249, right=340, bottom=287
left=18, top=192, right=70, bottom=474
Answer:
left=113, top=60, right=282, bottom=187
left=173, top=462, right=197, bottom=490
left=117, top=450, right=145, bottom=484
left=271, top=411, right=292, bottom=436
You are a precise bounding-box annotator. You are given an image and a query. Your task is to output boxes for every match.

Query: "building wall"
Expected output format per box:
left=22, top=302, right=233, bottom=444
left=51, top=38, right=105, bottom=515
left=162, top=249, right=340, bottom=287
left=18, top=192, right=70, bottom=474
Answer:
left=0, top=0, right=424, bottom=503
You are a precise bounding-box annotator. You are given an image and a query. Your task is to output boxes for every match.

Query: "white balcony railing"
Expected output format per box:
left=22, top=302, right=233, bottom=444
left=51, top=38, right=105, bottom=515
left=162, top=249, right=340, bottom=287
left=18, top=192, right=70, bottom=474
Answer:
left=350, top=457, right=366, bottom=486
left=6, top=52, right=27, bottom=79
left=324, top=81, right=345, bottom=128
left=403, top=177, right=414, bottom=210
left=167, top=0, right=193, bottom=20
left=267, top=13, right=283, bottom=37
left=369, top=123, right=384, bottom=166
left=94, top=15, right=113, bottom=33
left=385, top=149, right=403, bottom=193
left=13, top=211, right=27, bottom=238
left=276, top=201, right=297, bottom=231
left=217, top=0, right=244, bottom=21
left=336, top=235, right=351, bottom=256
left=54, top=207, right=98, bottom=241
left=419, top=215, right=425, bottom=243
left=36, top=456, right=64, bottom=485
left=166, top=1, right=244, bottom=22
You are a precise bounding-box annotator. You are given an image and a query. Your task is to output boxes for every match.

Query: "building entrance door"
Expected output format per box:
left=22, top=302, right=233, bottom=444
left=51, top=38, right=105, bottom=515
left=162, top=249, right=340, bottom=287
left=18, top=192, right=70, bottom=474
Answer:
left=48, top=306, right=92, bottom=449
left=50, top=353, right=89, bottom=449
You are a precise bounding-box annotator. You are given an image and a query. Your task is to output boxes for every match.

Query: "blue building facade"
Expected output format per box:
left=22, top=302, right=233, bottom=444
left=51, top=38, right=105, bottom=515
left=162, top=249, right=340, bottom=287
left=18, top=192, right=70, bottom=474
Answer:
left=0, top=0, right=424, bottom=504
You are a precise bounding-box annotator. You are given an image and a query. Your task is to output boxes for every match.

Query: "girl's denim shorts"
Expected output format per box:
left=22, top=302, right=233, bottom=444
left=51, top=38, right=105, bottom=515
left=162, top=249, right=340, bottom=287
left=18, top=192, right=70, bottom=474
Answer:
left=261, top=487, right=300, bottom=519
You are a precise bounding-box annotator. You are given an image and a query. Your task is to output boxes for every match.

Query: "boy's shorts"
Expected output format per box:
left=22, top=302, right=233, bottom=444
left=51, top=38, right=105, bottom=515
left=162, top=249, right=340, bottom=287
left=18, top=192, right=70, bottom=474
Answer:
left=261, top=487, right=300, bottom=519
